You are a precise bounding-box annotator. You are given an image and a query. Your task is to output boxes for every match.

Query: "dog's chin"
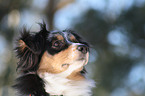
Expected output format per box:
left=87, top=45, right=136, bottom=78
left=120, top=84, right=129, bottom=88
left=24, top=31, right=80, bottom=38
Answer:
left=77, top=54, right=89, bottom=65
left=76, top=52, right=89, bottom=64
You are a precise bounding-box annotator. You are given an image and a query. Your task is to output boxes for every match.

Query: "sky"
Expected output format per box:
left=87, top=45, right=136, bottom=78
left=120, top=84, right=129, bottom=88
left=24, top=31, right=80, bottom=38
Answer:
left=19, top=0, right=139, bottom=30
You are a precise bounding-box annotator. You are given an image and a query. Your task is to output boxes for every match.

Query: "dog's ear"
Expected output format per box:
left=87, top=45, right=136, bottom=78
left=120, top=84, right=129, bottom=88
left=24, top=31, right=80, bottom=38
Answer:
left=17, top=29, right=35, bottom=53
left=15, top=23, right=49, bottom=73
left=17, top=22, right=48, bottom=54
left=15, top=29, right=38, bottom=72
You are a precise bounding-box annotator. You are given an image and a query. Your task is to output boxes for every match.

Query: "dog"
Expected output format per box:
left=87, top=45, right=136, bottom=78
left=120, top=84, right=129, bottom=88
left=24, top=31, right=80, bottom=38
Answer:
left=13, top=23, right=95, bottom=96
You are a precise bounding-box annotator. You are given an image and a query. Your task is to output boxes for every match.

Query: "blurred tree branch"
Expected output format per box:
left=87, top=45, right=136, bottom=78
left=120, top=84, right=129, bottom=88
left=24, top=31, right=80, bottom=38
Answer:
left=45, top=0, right=74, bottom=30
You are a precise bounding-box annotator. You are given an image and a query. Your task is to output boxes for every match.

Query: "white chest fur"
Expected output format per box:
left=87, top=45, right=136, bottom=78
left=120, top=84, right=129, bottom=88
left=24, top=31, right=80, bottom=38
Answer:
left=38, top=73, right=95, bottom=96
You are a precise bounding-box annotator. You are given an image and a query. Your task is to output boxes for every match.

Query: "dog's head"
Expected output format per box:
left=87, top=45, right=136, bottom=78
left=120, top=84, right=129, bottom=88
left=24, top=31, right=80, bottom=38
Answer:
left=16, top=23, right=89, bottom=78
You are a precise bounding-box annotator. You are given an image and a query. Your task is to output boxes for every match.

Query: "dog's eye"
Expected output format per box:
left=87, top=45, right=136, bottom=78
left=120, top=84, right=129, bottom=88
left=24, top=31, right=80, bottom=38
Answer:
left=52, top=40, right=63, bottom=49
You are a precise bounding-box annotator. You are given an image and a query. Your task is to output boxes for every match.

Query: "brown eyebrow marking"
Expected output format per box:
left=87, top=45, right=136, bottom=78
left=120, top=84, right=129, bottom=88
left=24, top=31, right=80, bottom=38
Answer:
left=55, top=34, right=64, bottom=41
left=69, top=34, right=78, bottom=42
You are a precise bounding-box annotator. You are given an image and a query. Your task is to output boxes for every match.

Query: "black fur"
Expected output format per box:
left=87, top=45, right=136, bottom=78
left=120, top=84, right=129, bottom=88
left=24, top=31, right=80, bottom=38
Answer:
left=13, top=74, right=49, bottom=96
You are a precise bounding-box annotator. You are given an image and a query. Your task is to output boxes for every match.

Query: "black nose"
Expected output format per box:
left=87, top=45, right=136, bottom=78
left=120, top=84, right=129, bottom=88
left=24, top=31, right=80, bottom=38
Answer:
left=77, top=45, right=88, bottom=54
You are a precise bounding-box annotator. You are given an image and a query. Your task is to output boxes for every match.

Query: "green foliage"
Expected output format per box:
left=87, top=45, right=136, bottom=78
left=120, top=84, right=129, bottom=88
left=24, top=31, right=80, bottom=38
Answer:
left=73, top=6, right=145, bottom=96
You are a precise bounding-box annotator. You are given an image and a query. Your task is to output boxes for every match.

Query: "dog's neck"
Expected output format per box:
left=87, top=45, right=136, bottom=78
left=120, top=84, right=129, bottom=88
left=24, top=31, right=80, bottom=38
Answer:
left=66, top=67, right=85, bottom=80
left=37, top=57, right=95, bottom=96
left=38, top=72, right=95, bottom=96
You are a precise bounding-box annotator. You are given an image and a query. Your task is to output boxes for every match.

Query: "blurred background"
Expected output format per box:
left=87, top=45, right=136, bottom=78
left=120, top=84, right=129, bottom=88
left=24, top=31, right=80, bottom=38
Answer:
left=0, top=0, right=145, bottom=96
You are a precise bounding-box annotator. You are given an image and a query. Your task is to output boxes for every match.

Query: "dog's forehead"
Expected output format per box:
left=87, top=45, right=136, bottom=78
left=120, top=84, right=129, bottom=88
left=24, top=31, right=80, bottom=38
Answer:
left=48, top=31, right=75, bottom=41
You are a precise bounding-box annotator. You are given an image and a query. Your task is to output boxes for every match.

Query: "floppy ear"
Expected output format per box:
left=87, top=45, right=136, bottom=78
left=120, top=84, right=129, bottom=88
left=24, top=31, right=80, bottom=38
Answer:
left=15, top=28, right=40, bottom=73
left=17, top=30, right=33, bottom=52
left=15, top=23, right=49, bottom=73
left=17, top=29, right=41, bottom=54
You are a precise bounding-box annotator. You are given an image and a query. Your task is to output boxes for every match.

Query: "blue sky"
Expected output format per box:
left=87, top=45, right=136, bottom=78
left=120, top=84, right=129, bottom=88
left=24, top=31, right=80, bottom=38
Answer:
left=19, top=0, right=140, bottom=30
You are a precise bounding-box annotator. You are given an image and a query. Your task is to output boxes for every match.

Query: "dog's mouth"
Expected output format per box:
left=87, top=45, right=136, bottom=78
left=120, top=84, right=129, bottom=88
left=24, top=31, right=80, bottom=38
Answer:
left=78, top=52, right=89, bottom=60
left=77, top=57, right=86, bottom=61
left=62, top=55, right=88, bottom=68
left=62, top=63, right=69, bottom=67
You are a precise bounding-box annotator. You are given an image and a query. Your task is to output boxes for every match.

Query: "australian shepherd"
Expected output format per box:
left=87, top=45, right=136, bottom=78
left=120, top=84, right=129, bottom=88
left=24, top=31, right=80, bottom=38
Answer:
left=13, top=23, right=95, bottom=96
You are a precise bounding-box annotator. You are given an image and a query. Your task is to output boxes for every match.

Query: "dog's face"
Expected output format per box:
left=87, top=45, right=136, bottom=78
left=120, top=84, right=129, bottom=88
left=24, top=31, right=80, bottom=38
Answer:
left=39, top=31, right=89, bottom=74
left=16, top=23, right=89, bottom=78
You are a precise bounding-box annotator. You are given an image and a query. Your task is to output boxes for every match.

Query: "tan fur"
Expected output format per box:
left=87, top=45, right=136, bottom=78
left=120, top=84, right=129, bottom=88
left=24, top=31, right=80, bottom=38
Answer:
left=18, top=40, right=27, bottom=51
left=38, top=45, right=80, bottom=74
